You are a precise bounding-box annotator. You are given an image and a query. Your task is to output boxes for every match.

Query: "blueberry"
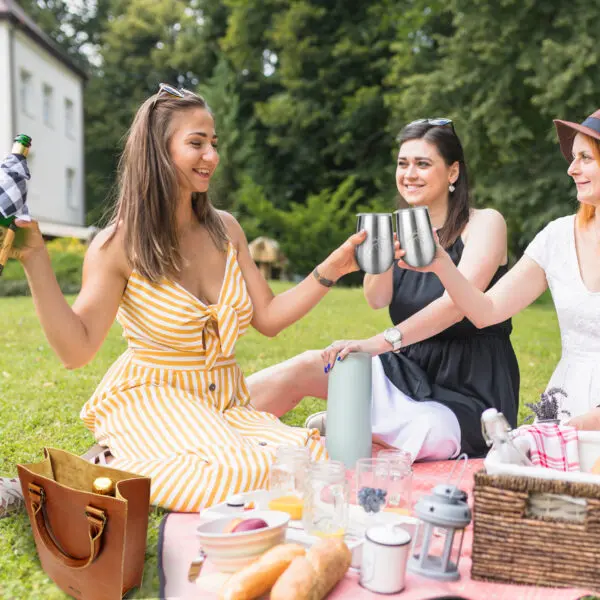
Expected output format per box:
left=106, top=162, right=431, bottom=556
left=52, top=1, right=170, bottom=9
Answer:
left=359, top=486, right=389, bottom=513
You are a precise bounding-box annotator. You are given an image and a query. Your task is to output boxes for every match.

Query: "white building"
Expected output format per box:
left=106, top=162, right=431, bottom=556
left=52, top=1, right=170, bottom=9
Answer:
left=0, top=0, right=94, bottom=239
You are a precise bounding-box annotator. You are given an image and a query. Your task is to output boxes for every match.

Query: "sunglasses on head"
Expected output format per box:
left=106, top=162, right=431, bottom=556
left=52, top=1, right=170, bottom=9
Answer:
left=151, top=82, right=196, bottom=110
left=408, top=118, right=456, bottom=133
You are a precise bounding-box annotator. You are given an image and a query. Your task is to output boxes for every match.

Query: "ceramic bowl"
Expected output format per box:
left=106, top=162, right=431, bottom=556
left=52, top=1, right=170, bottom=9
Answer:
left=195, top=510, right=290, bottom=572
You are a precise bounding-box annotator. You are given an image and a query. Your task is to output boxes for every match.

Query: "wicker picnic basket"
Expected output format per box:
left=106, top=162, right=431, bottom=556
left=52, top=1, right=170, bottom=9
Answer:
left=471, top=469, right=600, bottom=589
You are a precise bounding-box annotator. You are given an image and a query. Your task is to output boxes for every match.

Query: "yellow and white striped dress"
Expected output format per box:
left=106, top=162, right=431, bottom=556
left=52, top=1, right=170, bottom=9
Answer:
left=81, top=241, right=326, bottom=511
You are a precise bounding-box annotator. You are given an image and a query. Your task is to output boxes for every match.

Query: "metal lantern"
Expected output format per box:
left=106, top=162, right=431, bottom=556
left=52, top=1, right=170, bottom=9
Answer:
left=408, top=483, right=471, bottom=581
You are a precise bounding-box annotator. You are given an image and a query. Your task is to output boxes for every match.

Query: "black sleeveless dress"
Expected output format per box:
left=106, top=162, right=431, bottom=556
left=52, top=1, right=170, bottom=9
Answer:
left=378, top=237, right=520, bottom=457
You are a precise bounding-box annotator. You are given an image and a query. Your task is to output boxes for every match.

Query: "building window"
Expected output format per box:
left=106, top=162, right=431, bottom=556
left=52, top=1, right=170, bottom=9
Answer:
left=66, top=168, right=77, bottom=209
left=43, top=84, right=53, bottom=126
left=65, top=98, right=75, bottom=138
left=20, top=70, right=33, bottom=116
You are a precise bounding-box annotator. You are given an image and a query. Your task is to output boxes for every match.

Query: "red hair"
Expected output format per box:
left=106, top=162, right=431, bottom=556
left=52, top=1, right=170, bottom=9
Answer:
left=577, top=134, right=599, bottom=227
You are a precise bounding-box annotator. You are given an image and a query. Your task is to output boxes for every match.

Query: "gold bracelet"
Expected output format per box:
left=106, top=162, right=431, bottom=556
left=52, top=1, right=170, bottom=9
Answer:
left=312, top=267, right=336, bottom=288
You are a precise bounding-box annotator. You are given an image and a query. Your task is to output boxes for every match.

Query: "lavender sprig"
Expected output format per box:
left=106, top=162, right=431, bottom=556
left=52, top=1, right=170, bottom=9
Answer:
left=524, top=387, right=571, bottom=423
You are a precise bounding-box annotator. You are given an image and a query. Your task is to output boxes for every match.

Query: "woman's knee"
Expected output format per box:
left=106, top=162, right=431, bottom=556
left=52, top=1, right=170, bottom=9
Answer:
left=421, top=418, right=460, bottom=460
left=297, top=349, right=323, bottom=371
left=400, top=413, right=460, bottom=461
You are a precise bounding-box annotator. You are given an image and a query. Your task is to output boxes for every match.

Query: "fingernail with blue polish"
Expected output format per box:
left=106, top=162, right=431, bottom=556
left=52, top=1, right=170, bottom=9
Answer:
left=337, top=356, right=341, bottom=361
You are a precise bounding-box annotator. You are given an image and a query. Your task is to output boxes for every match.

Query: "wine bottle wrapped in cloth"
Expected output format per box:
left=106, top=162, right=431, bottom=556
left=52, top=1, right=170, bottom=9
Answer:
left=0, top=134, right=32, bottom=275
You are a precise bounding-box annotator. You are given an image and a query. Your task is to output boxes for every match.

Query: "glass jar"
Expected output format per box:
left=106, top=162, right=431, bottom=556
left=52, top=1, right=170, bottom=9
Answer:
left=302, top=460, right=349, bottom=537
left=269, top=445, right=311, bottom=499
left=354, top=458, right=391, bottom=532
left=378, top=449, right=413, bottom=512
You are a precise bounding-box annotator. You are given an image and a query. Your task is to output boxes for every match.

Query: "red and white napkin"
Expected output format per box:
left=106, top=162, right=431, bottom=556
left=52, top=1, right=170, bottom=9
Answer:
left=512, top=423, right=580, bottom=472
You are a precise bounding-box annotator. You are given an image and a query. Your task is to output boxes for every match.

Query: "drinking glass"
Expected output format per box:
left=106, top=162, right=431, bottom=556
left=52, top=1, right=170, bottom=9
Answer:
left=269, top=445, right=311, bottom=499
left=355, top=458, right=391, bottom=529
left=394, top=207, right=436, bottom=268
left=302, top=460, right=349, bottom=537
left=378, top=449, right=413, bottom=513
left=355, top=213, right=394, bottom=274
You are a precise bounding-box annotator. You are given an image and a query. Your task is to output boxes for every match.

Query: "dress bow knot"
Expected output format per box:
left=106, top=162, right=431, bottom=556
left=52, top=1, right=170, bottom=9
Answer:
left=202, top=304, right=240, bottom=370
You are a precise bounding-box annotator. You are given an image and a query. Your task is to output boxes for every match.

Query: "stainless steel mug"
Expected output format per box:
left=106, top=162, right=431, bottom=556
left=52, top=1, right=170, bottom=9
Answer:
left=355, top=213, right=394, bottom=274
left=394, top=207, right=436, bottom=268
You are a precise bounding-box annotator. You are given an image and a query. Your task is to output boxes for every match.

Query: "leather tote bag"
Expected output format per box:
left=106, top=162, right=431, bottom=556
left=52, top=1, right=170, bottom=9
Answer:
left=18, top=447, right=151, bottom=599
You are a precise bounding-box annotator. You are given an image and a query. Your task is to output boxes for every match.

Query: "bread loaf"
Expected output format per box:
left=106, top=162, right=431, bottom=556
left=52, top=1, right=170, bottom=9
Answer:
left=270, top=538, right=352, bottom=600
left=219, top=543, right=305, bottom=600
left=591, top=457, right=600, bottom=475
left=269, top=556, right=317, bottom=599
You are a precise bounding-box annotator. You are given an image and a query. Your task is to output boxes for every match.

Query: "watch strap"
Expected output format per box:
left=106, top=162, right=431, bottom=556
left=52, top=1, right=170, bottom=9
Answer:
left=313, top=268, right=336, bottom=288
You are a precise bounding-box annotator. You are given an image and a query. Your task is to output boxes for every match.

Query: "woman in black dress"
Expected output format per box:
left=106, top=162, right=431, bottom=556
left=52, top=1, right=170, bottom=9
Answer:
left=248, top=119, right=519, bottom=458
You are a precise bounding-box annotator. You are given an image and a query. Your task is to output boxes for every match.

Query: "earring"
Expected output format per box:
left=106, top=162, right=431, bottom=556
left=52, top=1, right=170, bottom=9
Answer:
left=449, top=183, right=456, bottom=193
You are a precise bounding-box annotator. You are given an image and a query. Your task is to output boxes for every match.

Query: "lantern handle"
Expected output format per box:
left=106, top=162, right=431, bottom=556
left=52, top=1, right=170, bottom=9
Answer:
left=446, top=453, right=468, bottom=493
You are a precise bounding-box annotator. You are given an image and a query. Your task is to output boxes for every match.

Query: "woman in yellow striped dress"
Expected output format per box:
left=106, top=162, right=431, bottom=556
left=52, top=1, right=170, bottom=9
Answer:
left=13, top=84, right=366, bottom=511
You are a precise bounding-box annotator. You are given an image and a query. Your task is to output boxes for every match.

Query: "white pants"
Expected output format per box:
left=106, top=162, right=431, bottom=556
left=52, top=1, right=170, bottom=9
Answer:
left=371, top=357, right=461, bottom=462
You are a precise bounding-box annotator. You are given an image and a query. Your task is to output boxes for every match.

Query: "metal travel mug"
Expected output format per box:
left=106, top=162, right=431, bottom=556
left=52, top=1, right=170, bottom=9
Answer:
left=355, top=213, right=394, bottom=274
left=394, top=207, right=436, bottom=268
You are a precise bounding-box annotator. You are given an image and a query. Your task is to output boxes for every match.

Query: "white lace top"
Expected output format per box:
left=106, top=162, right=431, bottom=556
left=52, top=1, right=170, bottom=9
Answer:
left=525, top=214, right=600, bottom=418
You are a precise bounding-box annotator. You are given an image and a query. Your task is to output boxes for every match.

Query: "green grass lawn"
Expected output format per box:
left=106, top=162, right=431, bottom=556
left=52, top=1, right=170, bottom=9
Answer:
left=0, top=284, right=560, bottom=598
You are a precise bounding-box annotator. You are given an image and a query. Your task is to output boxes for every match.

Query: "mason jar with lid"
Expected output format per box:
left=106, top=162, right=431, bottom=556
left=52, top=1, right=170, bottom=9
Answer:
left=302, top=460, right=349, bottom=537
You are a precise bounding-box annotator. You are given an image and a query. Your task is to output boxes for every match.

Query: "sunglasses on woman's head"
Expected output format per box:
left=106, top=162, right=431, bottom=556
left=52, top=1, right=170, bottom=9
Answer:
left=408, top=118, right=456, bottom=133
left=151, top=83, right=196, bottom=110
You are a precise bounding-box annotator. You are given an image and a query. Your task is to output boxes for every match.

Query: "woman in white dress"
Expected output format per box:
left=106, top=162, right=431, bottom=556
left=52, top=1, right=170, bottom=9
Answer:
left=397, top=109, right=600, bottom=429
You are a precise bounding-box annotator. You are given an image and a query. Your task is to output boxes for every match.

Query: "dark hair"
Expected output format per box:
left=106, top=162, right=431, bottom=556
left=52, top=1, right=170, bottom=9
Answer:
left=397, top=122, right=470, bottom=248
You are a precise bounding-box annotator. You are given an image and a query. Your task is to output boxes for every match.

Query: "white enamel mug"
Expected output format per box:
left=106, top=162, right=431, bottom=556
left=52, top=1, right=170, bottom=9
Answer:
left=360, top=524, right=411, bottom=594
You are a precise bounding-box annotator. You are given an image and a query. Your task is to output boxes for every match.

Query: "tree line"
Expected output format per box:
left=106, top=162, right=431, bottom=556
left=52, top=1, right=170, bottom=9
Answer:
left=19, top=0, right=599, bottom=274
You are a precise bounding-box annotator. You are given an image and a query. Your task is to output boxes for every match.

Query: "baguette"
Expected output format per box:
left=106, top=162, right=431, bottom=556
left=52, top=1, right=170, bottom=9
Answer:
left=270, top=556, right=317, bottom=599
left=270, top=538, right=352, bottom=600
left=219, top=543, right=306, bottom=600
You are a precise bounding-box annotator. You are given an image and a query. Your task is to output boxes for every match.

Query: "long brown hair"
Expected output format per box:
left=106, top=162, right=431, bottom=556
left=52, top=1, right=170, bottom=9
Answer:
left=396, top=122, right=470, bottom=248
left=578, top=134, right=600, bottom=228
left=106, top=89, right=228, bottom=282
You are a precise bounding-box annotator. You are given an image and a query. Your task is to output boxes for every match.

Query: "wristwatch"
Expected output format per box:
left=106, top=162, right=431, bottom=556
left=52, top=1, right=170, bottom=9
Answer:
left=383, top=327, right=403, bottom=352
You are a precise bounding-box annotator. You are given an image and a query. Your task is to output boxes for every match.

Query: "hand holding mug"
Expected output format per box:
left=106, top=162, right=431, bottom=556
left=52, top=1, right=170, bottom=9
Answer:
left=318, top=230, right=368, bottom=282
left=395, top=228, right=447, bottom=273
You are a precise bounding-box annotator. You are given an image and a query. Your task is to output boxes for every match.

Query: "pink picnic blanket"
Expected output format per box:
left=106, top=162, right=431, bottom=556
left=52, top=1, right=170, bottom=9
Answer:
left=158, top=458, right=594, bottom=599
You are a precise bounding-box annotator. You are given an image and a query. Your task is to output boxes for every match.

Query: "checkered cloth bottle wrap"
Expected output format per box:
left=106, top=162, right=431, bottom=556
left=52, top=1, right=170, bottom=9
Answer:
left=0, top=134, right=32, bottom=274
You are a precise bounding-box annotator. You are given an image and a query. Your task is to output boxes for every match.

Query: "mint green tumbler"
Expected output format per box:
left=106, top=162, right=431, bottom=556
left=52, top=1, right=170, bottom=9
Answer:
left=326, top=352, right=372, bottom=469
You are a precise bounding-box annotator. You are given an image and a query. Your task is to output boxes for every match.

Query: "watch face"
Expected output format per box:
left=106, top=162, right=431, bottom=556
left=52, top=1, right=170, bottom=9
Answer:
left=385, top=328, right=401, bottom=343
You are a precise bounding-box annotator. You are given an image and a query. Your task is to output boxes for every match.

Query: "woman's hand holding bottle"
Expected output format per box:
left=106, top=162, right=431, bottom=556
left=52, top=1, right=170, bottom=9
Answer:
left=12, top=218, right=46, bottom=264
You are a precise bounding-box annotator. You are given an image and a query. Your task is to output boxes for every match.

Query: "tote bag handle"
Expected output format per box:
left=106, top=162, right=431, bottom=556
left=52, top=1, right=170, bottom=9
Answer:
left=28, top=483, right=106, bottom=569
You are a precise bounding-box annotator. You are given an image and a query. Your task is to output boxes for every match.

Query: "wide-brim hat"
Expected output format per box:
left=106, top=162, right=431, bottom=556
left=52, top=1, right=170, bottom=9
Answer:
left=554, top=109, right=600, bottom=161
